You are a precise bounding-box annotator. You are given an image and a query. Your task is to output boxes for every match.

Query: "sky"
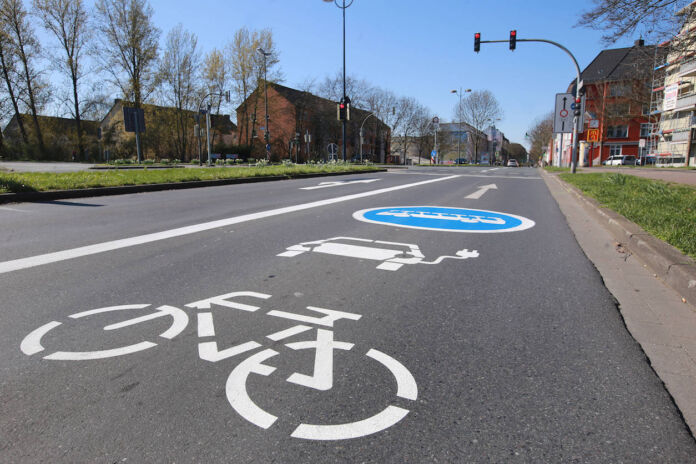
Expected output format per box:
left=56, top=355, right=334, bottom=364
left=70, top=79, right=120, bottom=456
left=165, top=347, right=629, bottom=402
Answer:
left=51, top=0, right=646, bottom=148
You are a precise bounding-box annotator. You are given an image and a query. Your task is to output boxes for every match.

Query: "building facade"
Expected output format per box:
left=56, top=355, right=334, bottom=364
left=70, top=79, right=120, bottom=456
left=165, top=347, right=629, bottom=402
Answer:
left=236, top=82, right=391, bottom=162
left=653, top=1, right=696, bottom=167
left=564, top=40, right=659, bottom=167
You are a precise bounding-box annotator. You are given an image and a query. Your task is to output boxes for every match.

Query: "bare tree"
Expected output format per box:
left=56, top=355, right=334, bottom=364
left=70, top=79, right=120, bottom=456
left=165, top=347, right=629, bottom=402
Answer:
left=318, top=72, right=372, bottom=109
left=458, top=90, right=503, bottom=163
left=0, top=25, right=27, bottom=145
left=203, top=48, right=228, bottom=114
left=1, top=0, right=46, bottom=151
left=94, top=0, right=160, bottom=108
left=228, top=27, right=280, bottom=148
left=578, top=0, right=689, bottom=44
left=34, top=0, right=90, bottom=156
left=158, top=24, right=199, bottom=160
left=527, top=112, right=553, bottom=163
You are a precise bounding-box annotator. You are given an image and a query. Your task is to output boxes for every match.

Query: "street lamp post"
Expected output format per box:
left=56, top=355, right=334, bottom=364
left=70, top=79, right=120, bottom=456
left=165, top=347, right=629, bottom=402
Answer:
left=451, top=88, right=471, bottom=162
left=324, top=0, right=354, bottom=162
left=257, top=48, right=272, bottom=162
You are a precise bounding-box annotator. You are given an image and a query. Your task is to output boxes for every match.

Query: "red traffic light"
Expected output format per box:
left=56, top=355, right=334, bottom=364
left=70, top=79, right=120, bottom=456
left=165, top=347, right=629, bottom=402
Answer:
left=474, top=32, right=481, bottom=53
left=509, top=29, right=517, bottom=50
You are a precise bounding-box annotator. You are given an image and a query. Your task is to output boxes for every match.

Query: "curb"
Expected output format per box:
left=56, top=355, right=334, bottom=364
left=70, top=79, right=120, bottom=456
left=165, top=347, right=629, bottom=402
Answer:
left=542, top=170, right=696, bottom=304
left=0, top=168, right=386, bottom=204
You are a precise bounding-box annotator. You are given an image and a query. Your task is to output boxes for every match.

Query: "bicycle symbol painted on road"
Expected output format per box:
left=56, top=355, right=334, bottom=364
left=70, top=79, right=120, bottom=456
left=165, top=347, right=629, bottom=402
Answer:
left=20, top=291, right=417, bottom=441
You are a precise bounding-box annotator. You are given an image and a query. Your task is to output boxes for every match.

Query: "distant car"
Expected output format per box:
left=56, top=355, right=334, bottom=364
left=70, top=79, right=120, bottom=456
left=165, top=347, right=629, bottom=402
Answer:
left=454, top=158, right=468, bottom=164
left=507, top=159, right=519, bottom=167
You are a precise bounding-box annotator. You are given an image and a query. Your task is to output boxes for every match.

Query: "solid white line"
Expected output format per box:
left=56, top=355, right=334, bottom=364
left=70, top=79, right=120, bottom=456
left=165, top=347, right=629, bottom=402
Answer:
left=0, top=175, right=460, bottom=274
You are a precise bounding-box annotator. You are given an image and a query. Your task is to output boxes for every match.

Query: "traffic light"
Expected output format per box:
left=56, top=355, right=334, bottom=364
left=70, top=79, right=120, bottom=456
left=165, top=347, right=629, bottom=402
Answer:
left=474, top=32, right=480, bottom=53
left=509, top=30, right=517, bottom=50
left=337, top=97, right=351, bottom=121
left=337, top=100, right=345, bottom=121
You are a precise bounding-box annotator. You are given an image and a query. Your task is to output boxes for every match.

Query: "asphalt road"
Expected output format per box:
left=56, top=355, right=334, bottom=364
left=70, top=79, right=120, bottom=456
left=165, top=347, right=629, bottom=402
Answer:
left=1, top=166, right=694, bottom=462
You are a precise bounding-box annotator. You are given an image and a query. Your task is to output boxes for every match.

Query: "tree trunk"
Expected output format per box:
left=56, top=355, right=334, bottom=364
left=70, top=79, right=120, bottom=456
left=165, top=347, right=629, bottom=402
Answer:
left=0, top=45, right=27, bottom=144
left=72, top=72, right=84, bottom=158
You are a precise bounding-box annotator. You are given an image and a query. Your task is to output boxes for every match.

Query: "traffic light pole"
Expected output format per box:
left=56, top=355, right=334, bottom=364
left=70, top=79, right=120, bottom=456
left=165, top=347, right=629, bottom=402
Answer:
left=478, top=37, right=582, bottom=173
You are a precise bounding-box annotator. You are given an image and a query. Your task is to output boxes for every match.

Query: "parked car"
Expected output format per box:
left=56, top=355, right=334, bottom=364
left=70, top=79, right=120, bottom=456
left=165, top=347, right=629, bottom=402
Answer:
left=454, top=158, right=468, bottom=164
left=638, top=155, right=656, bottom=166
left=604, top=155, right=637, bottom=166
left=507, top=159, right=519, bottom=167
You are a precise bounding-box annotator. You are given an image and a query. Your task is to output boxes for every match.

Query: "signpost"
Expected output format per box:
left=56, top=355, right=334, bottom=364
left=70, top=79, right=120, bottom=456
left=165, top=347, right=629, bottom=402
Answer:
left=587, top=128, right=599, bottom=143
left=554, top=93, right=575, bottom=133
left=328, top=143, right=338, bottom=160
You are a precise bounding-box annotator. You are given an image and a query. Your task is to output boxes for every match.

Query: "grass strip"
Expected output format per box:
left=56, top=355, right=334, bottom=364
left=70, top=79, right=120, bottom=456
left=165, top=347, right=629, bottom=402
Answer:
left=544, top=166, right=570, bottom=173
left=559, top=172, right=696, bottom=259
left=0, top=164, right=379, bottom=194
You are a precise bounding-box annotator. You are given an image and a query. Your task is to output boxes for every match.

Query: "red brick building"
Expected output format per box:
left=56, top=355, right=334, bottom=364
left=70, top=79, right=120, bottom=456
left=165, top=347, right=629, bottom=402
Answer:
left=236, top=82, right=390, bottom=162
left=567, top=40, right=664, bottom=166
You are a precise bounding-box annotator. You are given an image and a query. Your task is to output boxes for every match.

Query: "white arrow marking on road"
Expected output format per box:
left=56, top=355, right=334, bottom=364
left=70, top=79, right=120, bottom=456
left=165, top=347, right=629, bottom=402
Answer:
left=465, top=184, right=498, bottom=199
left=300, top=179, right=380, bottom=190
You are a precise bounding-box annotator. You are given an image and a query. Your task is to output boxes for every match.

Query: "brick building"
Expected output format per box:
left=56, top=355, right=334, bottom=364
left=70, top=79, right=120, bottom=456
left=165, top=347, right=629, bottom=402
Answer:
left=3, top=114, right=100, bottom=161
left=236, top=82, right=391, bottom=162
left=564, top=40, right=662, bottom=166
left=100, top=99, right=237, bottom=162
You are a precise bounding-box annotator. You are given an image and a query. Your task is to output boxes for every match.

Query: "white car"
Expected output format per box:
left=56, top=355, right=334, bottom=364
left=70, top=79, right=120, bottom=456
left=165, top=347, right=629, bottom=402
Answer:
left=507, top=159, right=519, bottom=167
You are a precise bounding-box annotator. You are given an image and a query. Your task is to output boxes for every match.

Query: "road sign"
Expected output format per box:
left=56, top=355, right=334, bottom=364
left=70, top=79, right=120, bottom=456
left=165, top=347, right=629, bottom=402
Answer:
left=352, top=206, right=535, bottom=233
left=554, top=93, right=574, bottom=133
left=639, top=138, right=646, bottom=148
left=328, top=143, right=338, bottom=155
left=587, top=129, right=599, bottom=142
left=123, top=107, right=145, bottom=133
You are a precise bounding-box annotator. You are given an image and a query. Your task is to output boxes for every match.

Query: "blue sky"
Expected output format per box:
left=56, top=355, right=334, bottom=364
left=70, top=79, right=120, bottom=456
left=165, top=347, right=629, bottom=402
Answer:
left=143, top=1, right=640, bottom=146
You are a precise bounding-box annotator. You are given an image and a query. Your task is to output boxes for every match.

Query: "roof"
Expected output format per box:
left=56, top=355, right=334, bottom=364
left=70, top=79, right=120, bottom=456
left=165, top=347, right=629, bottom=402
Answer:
left=238, top=81, right=390, bottom=130
left=580, top=44, right=658, bottom=84
left=4, top=114, right=100, bottom=134
left=106, top=99, right=237, bottom=133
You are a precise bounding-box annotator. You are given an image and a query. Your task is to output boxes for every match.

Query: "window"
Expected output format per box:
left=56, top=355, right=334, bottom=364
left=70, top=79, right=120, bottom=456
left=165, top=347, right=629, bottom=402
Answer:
left=640, top=123, right=651, bottom=138
left=609, top=84, right=629, bottom=97
left=642, top=104, right=650, bottom=116
left=609, top=145, right=622, bottom=157
left=607, top=125, right=628, bottom=138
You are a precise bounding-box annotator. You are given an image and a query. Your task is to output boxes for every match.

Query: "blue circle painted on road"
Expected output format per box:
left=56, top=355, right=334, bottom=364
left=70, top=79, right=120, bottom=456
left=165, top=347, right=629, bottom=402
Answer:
left=353, top=206, right=535, bottom=233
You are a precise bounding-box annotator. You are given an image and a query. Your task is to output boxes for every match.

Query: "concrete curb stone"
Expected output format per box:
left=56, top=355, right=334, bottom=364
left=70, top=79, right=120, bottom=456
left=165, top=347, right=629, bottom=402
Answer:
left=542, top=169, right=696, bottom=305
left=0, top=168, right=386, bottom=204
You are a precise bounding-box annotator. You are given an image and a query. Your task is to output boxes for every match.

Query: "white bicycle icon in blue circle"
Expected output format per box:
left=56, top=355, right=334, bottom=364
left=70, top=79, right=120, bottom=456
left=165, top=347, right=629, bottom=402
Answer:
left=20, top=291, right=417, bottom=441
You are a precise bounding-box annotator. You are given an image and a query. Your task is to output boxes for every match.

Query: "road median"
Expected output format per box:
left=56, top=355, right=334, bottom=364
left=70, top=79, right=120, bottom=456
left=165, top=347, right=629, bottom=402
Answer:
left=0, top=165, right=385, bottom=204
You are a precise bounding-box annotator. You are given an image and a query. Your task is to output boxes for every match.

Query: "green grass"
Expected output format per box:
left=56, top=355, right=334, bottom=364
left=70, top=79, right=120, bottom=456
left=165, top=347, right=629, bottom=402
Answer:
left=544, top=166, right=570, bottom=173
left=560, top=172, right=696, bottom=259
left=0, top=164, right=380, bottom=194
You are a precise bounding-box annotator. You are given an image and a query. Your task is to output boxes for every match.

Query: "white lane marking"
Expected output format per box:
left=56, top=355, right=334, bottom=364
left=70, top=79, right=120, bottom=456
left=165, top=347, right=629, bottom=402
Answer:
left=197, top=313, right=216, bottom=337
left=300, top=179, right=380, bottom=190
left=45, top=341, right=157, bottom=360
left=226, top=349, right=279, bottom=429
left=266, top=324, right=312, bottom=341
left=465, top=183, right=498, bottom=199
left=366, top=349, right=418, bottom=400
left=290, top=405, right=410, bottom=441
left=285, top=329, right=354, bottom=391
left=20, top=321, right=61, bottom=355
left=0, top=175, right=460, bottom=274
left=198, top=340, right=261, bottom=363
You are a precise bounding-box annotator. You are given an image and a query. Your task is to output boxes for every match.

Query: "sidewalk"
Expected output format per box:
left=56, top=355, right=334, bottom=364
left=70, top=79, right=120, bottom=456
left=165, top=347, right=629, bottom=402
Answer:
left=579, top=166, right=696, bottom=186
left=543, top=169, right=696, bottom=437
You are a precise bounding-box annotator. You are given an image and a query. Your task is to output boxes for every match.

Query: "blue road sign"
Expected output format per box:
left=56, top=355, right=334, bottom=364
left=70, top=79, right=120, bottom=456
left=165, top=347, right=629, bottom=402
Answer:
left=353, top=206, right=535, bottom=233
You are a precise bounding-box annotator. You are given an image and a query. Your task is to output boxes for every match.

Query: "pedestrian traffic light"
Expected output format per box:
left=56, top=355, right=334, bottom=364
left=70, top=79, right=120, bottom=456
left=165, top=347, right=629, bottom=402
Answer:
left=474, top=32, right=481, bottom=53
left=509, top=30, right=517, bottom=50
